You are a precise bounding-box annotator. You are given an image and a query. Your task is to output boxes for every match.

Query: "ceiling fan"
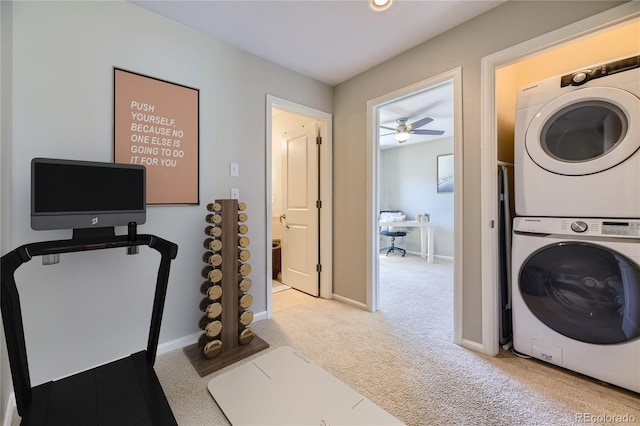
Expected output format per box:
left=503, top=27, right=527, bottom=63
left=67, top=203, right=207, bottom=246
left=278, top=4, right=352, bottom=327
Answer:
left=380, top=116, right=444, bottom=143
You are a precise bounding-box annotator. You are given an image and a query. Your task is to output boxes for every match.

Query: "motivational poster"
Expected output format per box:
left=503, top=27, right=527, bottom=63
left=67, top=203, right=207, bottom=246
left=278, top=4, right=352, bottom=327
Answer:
left=114, top=68, right=199, bottom=204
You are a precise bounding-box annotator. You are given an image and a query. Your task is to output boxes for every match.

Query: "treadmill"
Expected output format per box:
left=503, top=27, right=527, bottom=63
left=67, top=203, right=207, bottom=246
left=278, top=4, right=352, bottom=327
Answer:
left=1, top=233, right=178, bottom=425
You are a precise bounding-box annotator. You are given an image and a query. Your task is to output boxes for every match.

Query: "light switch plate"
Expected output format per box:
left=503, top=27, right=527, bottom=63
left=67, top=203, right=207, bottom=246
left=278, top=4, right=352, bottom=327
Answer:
left=230, top=162, right=239, bottom=177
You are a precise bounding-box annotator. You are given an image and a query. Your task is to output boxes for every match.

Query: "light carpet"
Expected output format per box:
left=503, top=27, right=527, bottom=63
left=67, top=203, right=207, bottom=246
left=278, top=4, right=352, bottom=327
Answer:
left=154, top=255, right=639, bottom=425
left=14, top=255, right=637, bottom=424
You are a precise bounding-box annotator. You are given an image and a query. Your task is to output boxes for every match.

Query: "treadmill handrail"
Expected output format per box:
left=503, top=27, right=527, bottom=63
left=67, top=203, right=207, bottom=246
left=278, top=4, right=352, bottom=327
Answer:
left=0, top=234, right=178, bottom=417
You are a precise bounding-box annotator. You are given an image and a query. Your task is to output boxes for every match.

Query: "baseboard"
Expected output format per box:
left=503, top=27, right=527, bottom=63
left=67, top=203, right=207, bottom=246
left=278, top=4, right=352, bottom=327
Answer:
left=3, top=392, right=15, bottom=426
left=331, top=294, right=367, bottom=310
left=157, top=331, right=201, bottom=355
left=253, top=310, right=268, bottom=322
left=435, top=254, right=453, bottom=261
left=461, top=338, right=484, bottom=353
left=403, top=251, right=453, bottom=261
left=156, top=310, right=268, bottom=356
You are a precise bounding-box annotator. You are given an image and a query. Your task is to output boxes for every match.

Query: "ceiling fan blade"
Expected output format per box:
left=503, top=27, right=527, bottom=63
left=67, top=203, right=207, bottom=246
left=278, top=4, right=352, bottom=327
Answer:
left=380, top=125, right=396, bottom=131
left=380, top=132, right=395, bottom=137
left=408, top=116, right=434, bottom=129
left=411, top=129, right=445, bottom=135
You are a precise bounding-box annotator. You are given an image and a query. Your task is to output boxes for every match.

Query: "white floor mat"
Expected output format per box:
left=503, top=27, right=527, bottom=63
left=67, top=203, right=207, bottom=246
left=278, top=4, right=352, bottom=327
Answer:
left=208, top=346, right=404, bottom=425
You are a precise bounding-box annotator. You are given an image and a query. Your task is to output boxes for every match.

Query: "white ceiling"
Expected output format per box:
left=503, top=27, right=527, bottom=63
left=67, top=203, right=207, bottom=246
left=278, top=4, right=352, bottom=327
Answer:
left=130, top=0, right=505, bottom=86
left=130, top=0, right=505, bottom=150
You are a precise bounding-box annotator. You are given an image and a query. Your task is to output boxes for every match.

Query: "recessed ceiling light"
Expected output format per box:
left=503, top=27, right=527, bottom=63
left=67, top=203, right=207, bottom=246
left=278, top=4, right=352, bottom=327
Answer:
left=369, top=0, right=393, bottom=12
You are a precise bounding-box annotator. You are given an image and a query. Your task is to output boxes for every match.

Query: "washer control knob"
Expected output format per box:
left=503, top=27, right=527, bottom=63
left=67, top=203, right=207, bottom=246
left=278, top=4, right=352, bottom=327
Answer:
left=571, top=221, right=588, bottom=233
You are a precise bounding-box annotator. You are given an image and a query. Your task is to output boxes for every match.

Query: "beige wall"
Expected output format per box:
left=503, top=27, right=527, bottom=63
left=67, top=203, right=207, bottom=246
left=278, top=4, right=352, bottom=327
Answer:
left=0, top=0, right=11, bottom=419
left=332, top=1, right=626, bottom=343
left=4, top=0, right=332, bottom=387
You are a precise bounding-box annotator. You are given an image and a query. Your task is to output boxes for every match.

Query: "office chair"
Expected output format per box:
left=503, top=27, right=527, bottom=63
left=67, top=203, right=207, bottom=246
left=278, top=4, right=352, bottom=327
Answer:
left=380, top=210, right=407, bottom=257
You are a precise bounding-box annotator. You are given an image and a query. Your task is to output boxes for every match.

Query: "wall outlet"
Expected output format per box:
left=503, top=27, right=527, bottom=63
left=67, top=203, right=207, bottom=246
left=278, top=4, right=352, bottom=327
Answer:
left=231, top=188, right=240, bottom=199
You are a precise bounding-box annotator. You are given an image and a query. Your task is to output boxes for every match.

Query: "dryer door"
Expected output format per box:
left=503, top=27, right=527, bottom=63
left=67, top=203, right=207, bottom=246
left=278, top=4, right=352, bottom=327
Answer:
left=525, top=87, right=640, bottom=176
left=519, top=242, right=640, bottom=344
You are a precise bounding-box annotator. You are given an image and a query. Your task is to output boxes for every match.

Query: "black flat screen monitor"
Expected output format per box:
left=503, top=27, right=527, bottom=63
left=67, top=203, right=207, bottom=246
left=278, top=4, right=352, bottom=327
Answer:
left=31, top=158, right=146, bottom=232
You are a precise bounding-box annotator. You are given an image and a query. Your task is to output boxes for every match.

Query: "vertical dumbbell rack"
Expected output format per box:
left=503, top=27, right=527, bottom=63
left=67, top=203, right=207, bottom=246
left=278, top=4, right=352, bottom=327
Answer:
left=184, top=199, right=268, bottom=377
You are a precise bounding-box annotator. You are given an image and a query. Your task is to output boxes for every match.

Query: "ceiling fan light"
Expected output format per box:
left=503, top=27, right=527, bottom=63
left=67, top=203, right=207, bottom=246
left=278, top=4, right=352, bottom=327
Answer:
left=395, top=130, right=410, bottom=142
left=369, top=0, right=393, bottom=12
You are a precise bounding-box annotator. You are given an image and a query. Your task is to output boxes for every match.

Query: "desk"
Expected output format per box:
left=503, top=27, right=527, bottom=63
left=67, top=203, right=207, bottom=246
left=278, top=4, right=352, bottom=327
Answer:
left=379, top=220, right=433, bottom=263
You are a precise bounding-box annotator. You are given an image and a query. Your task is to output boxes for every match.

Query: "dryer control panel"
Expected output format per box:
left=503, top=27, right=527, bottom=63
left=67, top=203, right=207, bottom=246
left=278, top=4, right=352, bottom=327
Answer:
left=513, top=217, right=640, bottom=239
left=602, top=221, right=640, bottom=237
left=560, top=54, right=640, bottom=87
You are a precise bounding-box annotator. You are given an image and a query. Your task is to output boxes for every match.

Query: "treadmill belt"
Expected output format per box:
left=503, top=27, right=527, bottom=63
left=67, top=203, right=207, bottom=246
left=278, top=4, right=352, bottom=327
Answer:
left=24, top=351, right=176, bottom=426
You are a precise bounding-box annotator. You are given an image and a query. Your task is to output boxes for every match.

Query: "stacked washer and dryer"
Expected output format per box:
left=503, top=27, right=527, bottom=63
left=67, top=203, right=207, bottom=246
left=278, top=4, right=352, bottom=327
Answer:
left=512, top=54, right=640, bottom=393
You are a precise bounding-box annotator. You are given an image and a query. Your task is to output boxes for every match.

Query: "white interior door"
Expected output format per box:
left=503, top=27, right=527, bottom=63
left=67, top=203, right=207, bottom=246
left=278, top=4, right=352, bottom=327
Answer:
left=281, top=121, right=319, bottom=296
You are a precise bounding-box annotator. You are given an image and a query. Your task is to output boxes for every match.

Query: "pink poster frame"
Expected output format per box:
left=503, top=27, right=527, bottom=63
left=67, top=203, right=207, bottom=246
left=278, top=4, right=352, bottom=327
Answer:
left=113, top=67, right=199, bottom=205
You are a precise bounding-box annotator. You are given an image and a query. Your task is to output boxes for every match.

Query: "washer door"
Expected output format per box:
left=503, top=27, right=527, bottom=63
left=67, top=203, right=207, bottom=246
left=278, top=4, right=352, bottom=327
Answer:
left=526, top=87, right=640, bottom=176
left=519, top=242, right=640, bottom=344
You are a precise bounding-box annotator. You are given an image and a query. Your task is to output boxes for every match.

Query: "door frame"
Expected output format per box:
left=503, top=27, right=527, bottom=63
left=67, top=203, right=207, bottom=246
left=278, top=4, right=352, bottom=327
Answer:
left=366, top=67, right=464, bottom=346
left=480, top=2, right=640, bottom=356
left=266, top=95, right=333, bottom=317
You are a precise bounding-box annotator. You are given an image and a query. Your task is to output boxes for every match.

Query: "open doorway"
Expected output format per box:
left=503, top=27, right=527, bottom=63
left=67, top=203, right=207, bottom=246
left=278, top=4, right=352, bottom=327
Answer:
left=377, top=81, right=455, bottom=339
left=265, top=96, right=333, bottom=318
left=366, top=68, right=463, bottom=345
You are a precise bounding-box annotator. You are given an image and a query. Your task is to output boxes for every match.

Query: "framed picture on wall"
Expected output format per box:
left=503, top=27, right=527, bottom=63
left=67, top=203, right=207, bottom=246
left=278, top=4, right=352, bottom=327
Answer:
left=113, top=67, right=199, bottom=205
left=437, top=154, right=454, bottom=193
